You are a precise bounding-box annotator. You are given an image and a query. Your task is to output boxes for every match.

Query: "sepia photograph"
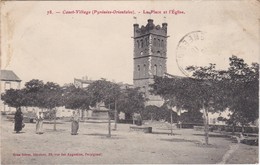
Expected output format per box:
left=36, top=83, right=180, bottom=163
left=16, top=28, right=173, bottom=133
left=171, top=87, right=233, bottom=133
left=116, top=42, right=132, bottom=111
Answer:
left=1, top=0, right=259, bottom=164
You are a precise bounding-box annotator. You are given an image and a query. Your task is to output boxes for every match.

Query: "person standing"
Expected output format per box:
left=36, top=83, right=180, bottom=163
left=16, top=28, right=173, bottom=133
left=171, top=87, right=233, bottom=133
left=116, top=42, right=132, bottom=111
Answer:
left=36, top=111, right=44, bottom=134
left=14, top=107, right=23, bottom=133
left=71, top=110, right=80, bottom=135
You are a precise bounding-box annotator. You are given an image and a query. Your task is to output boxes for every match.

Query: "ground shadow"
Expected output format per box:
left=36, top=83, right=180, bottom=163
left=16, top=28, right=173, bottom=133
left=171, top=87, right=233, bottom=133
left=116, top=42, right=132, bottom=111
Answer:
left=160, top=138, right=200, bottom=143
left=193, top=133, right=229, bottom=138
left=45, top=129, right=67, bottom=132
left=13, top=131, right=26, bottom=134
left=152, top=131, right=181, bottom=136
left=83, top=133, right=124, bottom=139
left=161, top=138, right=218, bottom=148
left=43, top=121, right=64, bottom=124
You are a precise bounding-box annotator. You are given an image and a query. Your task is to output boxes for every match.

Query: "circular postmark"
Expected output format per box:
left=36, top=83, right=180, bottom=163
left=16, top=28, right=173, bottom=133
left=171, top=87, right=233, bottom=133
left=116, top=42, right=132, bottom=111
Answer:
left=176, top=31, right=207, bottom=77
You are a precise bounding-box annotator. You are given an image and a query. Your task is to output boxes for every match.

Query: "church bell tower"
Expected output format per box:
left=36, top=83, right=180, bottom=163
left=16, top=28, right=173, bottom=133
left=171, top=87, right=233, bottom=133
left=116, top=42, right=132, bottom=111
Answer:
left=133, top=19, right=168, bottom=105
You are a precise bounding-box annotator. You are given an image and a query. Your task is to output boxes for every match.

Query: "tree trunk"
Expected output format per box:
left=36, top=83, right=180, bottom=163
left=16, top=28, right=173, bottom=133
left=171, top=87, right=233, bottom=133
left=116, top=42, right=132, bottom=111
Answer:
left=242, top=124, right=245, bottom=133
left=133, top=114, right=135, bottom=125
left=232, top=123, right=235, bottom=135
left=108, top=103, right=111, bottom=137
left=108, top=111, right=111, bottom=137
left=53, top=109, right=57, bottom=131
left=179, top=109, right=182, bottom=129
left=170, top=110, right=173, bottom=136
left=114, top=101, right=117, bottom=130
left=203, top=107, right=209, bottom=145
left=81, top=109, right=84, bottom=120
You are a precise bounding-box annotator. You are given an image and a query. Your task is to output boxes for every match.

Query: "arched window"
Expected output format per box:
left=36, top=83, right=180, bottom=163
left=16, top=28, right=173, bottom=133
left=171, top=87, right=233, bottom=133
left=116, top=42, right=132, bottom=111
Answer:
left=141, top=39, right=144, bottom=48
left=137, top=65, right=140, bottom=77
left=143, top=64, right=146, bottom=76
left=154, top=64, right=157, bottom=75
left=161, top=40, right=164, bottom=47
left=145, top=37, right=149, bottom=46
left=157, top=51, right=161, bottom=56
left=153, top=38, right=157, bottom=46
left=137, top=40, right=140, bottom=48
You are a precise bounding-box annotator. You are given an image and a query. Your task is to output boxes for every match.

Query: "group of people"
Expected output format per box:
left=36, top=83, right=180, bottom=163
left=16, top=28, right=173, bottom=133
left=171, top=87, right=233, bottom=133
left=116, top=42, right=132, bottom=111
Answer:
left=14, top=108, right=80, bottom=135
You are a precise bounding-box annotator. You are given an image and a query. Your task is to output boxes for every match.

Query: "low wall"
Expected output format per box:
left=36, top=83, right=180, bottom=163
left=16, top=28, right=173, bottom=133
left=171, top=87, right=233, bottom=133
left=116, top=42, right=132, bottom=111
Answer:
left=130, top=125, right=152, bottom=133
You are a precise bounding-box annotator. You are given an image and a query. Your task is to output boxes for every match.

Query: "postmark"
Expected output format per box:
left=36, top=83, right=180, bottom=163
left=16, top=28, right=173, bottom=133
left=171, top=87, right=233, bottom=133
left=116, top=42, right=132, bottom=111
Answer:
left=176, top=31, right=207, bottom=77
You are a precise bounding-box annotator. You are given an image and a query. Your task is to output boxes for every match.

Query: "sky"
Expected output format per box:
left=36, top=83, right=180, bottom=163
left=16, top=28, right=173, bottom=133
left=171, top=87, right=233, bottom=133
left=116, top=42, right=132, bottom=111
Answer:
left=1, top=0, right=260, bottom=86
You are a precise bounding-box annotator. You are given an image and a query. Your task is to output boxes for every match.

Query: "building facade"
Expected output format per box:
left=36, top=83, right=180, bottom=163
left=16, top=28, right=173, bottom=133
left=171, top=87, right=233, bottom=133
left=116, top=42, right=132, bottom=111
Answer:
left=74, top=77, right=93, bottom=88
left=133, top=19, right=168, bottom=106
left=0, top=70, right=22, bottom=113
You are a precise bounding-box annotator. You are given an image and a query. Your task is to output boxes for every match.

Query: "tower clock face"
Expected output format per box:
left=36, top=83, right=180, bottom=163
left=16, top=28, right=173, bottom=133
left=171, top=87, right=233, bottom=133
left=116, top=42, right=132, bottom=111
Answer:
left=176, top=31, right=209, bottom=77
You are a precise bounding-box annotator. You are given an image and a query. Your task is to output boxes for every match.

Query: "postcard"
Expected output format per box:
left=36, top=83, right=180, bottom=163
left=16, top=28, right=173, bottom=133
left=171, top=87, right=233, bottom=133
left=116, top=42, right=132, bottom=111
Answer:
left=1, top=0, right=259, bottom=164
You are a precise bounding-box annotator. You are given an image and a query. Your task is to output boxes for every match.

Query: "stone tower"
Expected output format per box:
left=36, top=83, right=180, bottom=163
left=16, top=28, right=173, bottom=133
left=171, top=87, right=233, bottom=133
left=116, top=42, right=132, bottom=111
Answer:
left=133, top=19, right=168, bottom=105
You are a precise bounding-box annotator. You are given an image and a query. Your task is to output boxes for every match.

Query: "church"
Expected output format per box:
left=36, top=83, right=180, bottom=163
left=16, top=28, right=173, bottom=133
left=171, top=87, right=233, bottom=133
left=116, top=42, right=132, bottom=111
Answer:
left=133, top=19, right=169, bottom=106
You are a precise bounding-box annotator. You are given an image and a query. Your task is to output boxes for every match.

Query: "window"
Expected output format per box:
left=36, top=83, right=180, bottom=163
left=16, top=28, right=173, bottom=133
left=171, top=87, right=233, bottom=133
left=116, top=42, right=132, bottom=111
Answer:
left=158, top=39, right=160, bottom=47
left=141, top=39, right=144, bottom=48
left=143, top=64, right=146, bottom=76
left=5, top=82, right=11, bottom=90
left=137, top=40, right=140, bottom=48
left=137, top=65, right=140, bottom=78
left=145, top=37, right=148, bottom=46
left=153, top=38, right=157, bottom=46
left=157, top=51, right=161, bottom=56
left=161, top=40, right=164, bottom=47
left=154, top=64, right=157, bottom=75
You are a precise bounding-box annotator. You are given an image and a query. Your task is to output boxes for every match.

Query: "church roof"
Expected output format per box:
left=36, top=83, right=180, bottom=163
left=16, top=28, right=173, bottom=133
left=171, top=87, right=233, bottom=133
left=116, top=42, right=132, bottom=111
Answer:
left=164, top=72, right=185, bottom=79
left=74, top=78, right=93, bottom=84
left=0, top=70, right=21, bottom=82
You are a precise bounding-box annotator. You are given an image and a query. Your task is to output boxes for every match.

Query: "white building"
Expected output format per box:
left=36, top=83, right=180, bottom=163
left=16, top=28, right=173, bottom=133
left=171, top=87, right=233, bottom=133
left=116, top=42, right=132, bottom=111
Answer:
left=0, top=70, right=22, bottom=113
left=207, top=109, right=232, bottom=125
left=74, top=77, right=93, bottom=88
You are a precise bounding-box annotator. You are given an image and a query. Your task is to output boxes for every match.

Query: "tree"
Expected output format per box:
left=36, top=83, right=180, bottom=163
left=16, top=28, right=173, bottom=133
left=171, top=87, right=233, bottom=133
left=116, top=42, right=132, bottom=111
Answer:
left=23, top=79, right=63, bottom=131
left=116, top=88, right=146, bottom=119
left=1, top=89, right=27, bottom=109
left=62, top=84, right=90, bottom=119
left=86, top=79, right=122, bottom=131
left=23, top=79, right=45, bottom=108
left=225, top=56, right=259, bottom=131
left=86, top=79, right=121, bottom=108
left=141, top=105, right=178, bottom=123
left=151, top=63, right=231, bottom=144
left=151, top=76, right=214, bottom=144
left=180, top=111, right=203, bottom=125
left=189, top=56, right=259, bottom=132
left=41, top=82, right=62, bottom=130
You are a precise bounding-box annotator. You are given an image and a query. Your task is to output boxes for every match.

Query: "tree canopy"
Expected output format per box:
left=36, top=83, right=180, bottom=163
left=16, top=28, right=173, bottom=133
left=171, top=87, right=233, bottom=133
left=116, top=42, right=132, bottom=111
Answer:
left=116, top=87, right=146, bottom=115
left=1, top=89, right=27, bottom=108
left=86, top=79, right=121, bottom=108
left=151, top=55, right=259, bottom=125
left=62, top=84, right=90, bottom=110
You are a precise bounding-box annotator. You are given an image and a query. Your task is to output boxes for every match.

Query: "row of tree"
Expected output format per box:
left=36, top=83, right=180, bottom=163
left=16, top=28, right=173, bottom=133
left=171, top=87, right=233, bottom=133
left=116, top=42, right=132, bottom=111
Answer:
left=1, top=55, right=258, bottom=144
left=1, top=78, right=147, bottom=130
left=150, top=56, right=259, bottom=144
